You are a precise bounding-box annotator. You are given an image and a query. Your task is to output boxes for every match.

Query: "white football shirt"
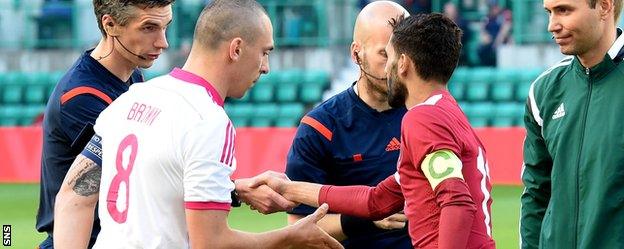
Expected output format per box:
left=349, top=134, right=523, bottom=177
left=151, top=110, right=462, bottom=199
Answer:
left=93, top=68, right=236, bottom=249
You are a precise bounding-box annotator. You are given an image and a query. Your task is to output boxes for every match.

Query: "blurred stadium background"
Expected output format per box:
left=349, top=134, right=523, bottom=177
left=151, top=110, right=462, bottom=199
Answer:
left=4, top=0, right=621, bottom=248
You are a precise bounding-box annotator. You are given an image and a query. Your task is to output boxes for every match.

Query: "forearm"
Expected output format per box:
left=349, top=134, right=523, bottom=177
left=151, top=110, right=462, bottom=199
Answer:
left=53, top=191, right=97, bottom=248
left=438, top=205, right=475, bottom=249
left=188, top=209, right=307, bottom=249
left=282, top=181, right=396, bottom=219
left=317, top=176, right=404, bottom=219
left=433, top=179, right=477, bottom=249
left=211, top=228, right=295, bottom=249
left=282, top=181, right=323, bottom=207
left=53, top=155, right=101, bottom=248
left=520, top=165, right=551, bottom=249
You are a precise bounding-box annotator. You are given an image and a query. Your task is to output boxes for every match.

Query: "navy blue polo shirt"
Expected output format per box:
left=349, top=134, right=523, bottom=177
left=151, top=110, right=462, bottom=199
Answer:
left=286, top=83, right=411, bottom=249
left=36, top=49, right=143, bottom=243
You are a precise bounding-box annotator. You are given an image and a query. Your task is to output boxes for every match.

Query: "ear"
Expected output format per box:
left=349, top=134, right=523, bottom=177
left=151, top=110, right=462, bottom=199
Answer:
left=102, top=14, right=121, bottom=37
left=229, top=38, right=243, bottom=61
left=398, top=53, right=410, bottom=76
left=599, top=0, right=614, bottom=20
left=350, top=42, right=361, bottom=64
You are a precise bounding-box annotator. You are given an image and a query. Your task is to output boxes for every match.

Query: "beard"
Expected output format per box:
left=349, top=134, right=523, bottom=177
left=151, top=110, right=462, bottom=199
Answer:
left=359, top=55, right=389, bottom=101
left=387, top=62, right=408, bottom=109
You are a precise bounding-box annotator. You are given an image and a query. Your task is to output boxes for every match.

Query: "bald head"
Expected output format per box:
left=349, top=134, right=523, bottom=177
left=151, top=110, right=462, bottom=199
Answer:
left=193, top=0, right=268, bottom=50
left=353, top=1, right=409, bottom=44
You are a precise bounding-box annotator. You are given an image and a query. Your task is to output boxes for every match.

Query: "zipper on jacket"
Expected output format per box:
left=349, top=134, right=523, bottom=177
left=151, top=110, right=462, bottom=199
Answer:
left=575, top=67, right=592, bottom=248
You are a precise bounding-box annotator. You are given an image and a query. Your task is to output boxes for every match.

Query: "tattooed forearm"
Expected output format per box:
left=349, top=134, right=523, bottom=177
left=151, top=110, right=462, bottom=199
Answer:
left=68, top=157, right=101, bottom=197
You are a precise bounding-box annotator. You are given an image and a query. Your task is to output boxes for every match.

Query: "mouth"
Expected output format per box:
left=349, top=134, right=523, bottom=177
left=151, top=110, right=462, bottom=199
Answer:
left=554, top=35, right=572, bottom=45
left=145, top=54, right=160, bottom=60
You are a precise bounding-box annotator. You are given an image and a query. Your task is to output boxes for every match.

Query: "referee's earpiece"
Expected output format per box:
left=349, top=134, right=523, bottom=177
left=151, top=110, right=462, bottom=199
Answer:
left=105, top=22, right=121, bottom=37
left=354, top=51, right=361, bottom=65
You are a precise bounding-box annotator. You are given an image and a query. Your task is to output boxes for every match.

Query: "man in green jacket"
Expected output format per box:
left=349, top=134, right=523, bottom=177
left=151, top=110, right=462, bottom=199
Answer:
left=521, top=0, right=624, bottom=248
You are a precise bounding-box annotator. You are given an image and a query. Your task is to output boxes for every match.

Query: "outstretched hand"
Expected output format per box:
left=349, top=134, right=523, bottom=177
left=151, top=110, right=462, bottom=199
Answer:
left=289, top=203, right=345, bottom=249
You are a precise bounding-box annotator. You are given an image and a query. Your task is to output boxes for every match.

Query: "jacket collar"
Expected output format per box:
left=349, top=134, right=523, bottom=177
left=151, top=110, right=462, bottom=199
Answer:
left=572, top=28, right=623, bottom=79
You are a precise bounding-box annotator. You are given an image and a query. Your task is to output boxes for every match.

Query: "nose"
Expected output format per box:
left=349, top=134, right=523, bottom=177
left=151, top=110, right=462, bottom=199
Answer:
left=547, top=14, right=561, bottom=34
left=155, top=30, right=169, bottom=50
left=383, top=61, right=390, bottom=75
left=260, top=57, right=270, bottom=75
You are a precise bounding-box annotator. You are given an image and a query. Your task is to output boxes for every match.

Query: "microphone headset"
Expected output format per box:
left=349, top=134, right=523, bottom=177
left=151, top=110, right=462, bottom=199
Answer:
left=354, top=51, right=387, bottom=81
left=106, top=22, right=147, bottom=60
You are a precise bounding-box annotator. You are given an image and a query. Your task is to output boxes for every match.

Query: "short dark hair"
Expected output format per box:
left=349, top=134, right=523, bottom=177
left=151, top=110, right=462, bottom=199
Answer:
left=389, top=13, right=462, bottom=84
left=194, top=0, right=268, bottom=50
left=94, top=0, right=175, bottom=37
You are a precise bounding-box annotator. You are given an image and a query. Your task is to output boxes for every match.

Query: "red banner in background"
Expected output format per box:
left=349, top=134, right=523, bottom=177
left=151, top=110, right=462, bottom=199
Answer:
left=0, top=127, right=43, bottom=183
left=0, top=127, right=526, bottom=185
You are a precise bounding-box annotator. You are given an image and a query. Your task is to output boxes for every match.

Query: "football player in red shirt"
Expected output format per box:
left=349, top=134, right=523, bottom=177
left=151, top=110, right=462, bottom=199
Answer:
left=250, top=13, right=496, bottom=249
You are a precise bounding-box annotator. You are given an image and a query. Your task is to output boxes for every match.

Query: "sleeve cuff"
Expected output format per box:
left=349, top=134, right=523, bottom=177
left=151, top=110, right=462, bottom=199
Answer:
left=318, top=185, right=332, bottom=204
left=185, top=201, right=232, bottom=211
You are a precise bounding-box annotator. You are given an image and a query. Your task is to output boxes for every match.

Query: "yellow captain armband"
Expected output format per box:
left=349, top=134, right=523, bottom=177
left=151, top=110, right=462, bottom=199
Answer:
left=420, top=149, right=464, bottom=190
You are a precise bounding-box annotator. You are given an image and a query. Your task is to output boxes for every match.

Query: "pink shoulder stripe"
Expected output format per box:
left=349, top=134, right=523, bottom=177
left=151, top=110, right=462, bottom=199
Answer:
left=220, top=122, right=232, bottom=163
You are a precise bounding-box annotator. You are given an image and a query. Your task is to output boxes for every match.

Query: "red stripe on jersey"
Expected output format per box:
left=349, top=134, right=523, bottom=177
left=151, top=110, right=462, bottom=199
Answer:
left=185, top=201, right=231, bottom=211
left=60, top=86, right=112, bottom=105
left=301, top=116, right=333, bottom=141
left=220, top=122, right=232, bottom=163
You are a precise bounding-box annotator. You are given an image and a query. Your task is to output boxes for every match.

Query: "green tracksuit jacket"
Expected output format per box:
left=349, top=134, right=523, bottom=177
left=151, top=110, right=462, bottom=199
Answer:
left=520, top=31, right=624, bottom=249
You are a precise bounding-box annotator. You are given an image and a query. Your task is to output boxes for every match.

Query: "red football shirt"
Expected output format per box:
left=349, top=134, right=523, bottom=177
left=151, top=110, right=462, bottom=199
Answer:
left=397, top=90, right=494, bottom=248
left=319, top=90, right=495, bottom=248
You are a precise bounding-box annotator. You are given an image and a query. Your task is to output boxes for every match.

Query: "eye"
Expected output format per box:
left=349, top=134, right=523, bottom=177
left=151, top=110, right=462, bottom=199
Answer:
left=554, top=7, right=570, bottom=15
left=142, top=26, right=157, bottom=32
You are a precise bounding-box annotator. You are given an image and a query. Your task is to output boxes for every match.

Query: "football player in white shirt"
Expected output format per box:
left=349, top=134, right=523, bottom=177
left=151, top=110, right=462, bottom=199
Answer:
left=53, top=0, right=343, bottom=248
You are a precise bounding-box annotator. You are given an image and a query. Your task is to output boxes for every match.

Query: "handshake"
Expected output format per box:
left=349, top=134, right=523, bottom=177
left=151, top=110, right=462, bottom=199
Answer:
left=234, top=171, right=407, bottom=249
left=234, top=171, right=300, bottom=214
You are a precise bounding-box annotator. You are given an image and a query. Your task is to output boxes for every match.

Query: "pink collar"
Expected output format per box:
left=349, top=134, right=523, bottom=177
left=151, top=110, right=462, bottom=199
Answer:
left=169, top=67, right=224, bottom=107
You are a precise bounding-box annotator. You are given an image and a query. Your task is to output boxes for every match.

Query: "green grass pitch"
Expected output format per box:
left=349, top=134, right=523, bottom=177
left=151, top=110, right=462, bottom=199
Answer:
left=0, top=184, right=521, bottom=249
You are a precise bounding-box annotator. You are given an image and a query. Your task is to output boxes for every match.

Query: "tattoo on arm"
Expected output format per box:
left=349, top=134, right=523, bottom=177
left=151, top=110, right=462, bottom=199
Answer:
left=68, top=157, right=102, bottom=197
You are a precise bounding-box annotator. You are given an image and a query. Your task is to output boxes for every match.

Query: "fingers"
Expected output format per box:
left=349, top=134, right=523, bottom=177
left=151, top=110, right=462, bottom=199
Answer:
left=373, top=212, right=408, bottom=230
left=322, top=231, right=345, bottom=249
left=307, top=203, right=329, bottom=223
left=384, top=220, right=406, bottom=230
left=248, top=174, right=268, bottom=189
left=267, top=189, right=297, bottom=211
left=387, top=213, right=408, bottom=222
left=240, top=184, right=297, bottom=214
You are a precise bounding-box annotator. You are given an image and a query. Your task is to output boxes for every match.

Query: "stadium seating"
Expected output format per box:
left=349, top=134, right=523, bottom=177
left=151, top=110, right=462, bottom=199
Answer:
left=0, top=68, right=546, bottom=128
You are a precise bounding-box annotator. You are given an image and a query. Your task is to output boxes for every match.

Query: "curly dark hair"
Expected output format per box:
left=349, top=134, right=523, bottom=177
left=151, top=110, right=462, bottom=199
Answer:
left=389, top=13, right=462, bottom=84
left=93, top=0, right=175, bottom=37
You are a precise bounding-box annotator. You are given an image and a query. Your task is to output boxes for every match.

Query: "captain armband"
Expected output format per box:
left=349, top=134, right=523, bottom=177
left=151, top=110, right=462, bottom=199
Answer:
left=420, top=149, right=464, bottom=190
left=80, top=134, right=103, bottom=167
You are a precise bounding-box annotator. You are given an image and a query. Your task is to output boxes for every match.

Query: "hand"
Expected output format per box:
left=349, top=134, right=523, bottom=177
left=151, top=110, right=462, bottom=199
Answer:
left=234, top=178, right=297, bottom=214
left=248, top=170, right=291, bottom=195
left=373, top=212, right=407, bottom=230
left=288, top=203, right=344, bottom=249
